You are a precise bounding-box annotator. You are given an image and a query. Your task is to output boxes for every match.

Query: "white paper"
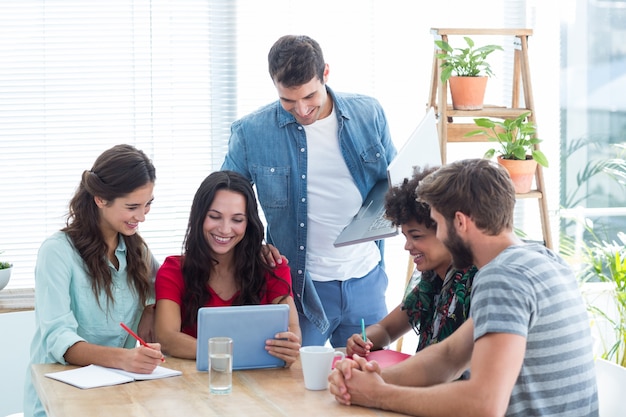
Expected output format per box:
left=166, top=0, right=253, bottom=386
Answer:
left=111, top=365, right=182, bottom=380
left=45, top=364, right=181, bottom=389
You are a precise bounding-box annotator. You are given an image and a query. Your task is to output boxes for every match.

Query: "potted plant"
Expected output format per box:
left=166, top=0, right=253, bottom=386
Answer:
left=434, top=36, right=503, bottom=110
left=562, top=220, right=626, bottom=368
left=557, top=142, right=626, bottom=368
left=0, top=251, right=12, bottom=291
left=465, top=111, right=549, bottom=193
left=583, top=234, right=626, bottom=368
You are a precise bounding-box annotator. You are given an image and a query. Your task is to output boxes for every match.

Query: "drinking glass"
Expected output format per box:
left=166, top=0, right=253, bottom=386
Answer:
left=209, top=337, right=233, bottom=394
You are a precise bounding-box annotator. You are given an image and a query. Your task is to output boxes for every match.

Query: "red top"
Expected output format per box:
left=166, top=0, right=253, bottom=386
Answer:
left=155, top=255, right=292, bottom=337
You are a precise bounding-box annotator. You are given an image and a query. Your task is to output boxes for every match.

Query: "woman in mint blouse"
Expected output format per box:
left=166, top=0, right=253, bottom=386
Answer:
left=24, top=144, right=163, bottom=417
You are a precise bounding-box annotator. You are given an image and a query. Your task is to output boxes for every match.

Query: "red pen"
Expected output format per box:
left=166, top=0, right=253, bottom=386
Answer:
left=120, top=322, right=165, bottom=362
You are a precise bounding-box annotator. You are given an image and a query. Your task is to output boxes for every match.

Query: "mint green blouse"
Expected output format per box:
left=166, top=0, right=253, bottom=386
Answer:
left=24, top=231, right=158, bottom=417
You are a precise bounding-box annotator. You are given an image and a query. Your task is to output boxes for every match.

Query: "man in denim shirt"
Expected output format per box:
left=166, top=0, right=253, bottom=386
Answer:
left=221, top=35, right=397, bottom=346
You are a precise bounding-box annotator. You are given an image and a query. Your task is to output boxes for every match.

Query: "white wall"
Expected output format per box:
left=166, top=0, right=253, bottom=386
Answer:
left=0, top=311, right=35, bottom=416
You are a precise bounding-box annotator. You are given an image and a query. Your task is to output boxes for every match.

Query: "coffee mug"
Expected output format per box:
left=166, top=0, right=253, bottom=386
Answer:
left=299, top=346, right=345, bottom=390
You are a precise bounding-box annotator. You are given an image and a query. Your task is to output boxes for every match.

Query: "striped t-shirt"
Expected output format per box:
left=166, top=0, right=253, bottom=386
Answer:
left=472, top=243, right=598, bottom=417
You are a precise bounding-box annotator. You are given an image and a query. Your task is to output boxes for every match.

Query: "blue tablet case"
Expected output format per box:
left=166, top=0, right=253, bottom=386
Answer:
left=196, top=304, right=289, bottom=371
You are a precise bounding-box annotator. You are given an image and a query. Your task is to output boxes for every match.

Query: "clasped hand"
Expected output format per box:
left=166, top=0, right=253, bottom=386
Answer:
left=328, top=354, right=385, bottom=408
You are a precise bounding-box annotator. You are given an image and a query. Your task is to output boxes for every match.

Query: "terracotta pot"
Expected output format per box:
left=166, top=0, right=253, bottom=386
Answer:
left=449, top=76, right=488, bottom=110
left=497, top=156, right=537, bottom=194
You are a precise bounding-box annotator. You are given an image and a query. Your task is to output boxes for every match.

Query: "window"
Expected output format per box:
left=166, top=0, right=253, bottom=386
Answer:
left=560, top=0, right=626, bottom=251
left=1, top=0, right=540, bottom=294
left=0, top=1, right=220, bottom=287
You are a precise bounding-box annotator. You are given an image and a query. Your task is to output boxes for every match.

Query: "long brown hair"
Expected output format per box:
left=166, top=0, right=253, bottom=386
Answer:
left=180, top=171, right=289, bottom=329
left=62, top=144, right=156, bottom=308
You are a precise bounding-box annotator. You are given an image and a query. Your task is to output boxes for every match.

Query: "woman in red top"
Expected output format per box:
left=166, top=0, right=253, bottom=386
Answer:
left=155, top=171, right=301, bottom=365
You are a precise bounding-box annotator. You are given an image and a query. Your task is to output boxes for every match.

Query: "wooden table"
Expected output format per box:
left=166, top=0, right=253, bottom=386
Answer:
left=32, top=356, right=409, bottom=417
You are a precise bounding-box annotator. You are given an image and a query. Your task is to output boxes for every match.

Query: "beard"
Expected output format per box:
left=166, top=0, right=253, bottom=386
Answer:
left=444, top=225, right=475, bottom=270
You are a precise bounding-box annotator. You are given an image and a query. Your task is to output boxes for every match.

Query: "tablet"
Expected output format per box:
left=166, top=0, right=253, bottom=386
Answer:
left=196, top=304, right=289, bottom=371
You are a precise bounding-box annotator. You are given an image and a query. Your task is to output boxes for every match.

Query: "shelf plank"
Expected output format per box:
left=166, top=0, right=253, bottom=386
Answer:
left=445, top=106, right=532, bottom=119
left=515, top=190, right=543, bottom=199
left=0, top=287, right=35, bottom=313
left=431, top=28, right=533, bottom=37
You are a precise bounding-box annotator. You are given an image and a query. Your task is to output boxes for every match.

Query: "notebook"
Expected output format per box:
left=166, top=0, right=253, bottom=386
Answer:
left=196, top=304, right=290, bottom=371
left=45, top=364, right=182, bottom=389
left=334, top=107, right=441, bottom=247
left=332, top=349, right=411, bottom=369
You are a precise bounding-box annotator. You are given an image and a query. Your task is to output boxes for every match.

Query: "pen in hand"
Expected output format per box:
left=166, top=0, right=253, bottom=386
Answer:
left=120, top=322, right=165, bottom=362
left=361, top=318, right=367, bottom=342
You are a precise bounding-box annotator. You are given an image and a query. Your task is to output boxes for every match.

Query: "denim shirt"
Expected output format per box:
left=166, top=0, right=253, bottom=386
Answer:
left=222, top=86, right=397, bottom=332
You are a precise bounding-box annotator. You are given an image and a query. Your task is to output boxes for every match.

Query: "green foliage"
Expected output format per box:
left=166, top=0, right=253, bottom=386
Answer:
left=562, top=139, right=626, bottom=209
left=434, top=36, right=503, bottom=83
left=465, top=111, right=549, bottom=167
left=559, top=137, right=626, bottom=367
left=576, top=224, right=626, bottom=367
left=0, top=250, right=10, bottom=269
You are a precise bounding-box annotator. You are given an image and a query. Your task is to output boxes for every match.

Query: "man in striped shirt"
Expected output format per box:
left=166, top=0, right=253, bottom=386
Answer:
left=329, top=158, right=598, bottom=417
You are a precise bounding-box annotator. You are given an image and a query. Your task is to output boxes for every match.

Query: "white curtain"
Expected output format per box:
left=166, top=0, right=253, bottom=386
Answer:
left=0, top=1, right=221, bottom=287
left=0, top=0, right=531, bottom=288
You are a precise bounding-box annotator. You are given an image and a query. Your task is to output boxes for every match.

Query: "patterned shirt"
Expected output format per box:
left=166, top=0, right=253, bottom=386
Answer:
left=402, top=265, right=477, bottom=351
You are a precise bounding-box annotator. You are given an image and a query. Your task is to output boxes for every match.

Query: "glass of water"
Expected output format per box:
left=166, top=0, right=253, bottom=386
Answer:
left=208, top=337, right=233, bottom=394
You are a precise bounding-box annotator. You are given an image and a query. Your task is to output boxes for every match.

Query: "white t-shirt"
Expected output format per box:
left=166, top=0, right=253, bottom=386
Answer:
left=303, top=106, right=380, bottom=282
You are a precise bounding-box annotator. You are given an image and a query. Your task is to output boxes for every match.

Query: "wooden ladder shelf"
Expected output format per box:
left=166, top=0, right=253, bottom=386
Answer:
left=428, top=28, right=552, bottom=248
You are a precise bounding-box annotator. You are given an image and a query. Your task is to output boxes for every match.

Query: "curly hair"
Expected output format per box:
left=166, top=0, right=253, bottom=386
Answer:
left=384, top=165, right=439, bottom=228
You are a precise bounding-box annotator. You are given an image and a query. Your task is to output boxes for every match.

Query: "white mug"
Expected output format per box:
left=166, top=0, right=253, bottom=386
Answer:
left=299, top=346, right=345, bottom=390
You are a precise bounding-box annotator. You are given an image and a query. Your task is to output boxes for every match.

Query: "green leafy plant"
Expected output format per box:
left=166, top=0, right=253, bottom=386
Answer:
left=465, top=111, right=549, bottom=167
left=558, top=138, right=626, bottom=367
left=562, top=138, right=626, bottom=209
left=575, top=223, right=626, bottom=367
left=0, top=250, right=11, bottom=269
left=434, top=36, right=503, bottom=83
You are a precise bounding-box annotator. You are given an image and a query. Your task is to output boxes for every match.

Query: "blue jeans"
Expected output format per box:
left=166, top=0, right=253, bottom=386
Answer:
left=299, top=264, right=388, bottom=347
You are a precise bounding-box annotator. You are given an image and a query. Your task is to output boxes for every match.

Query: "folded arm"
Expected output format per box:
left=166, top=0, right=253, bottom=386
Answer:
left=330, top=320, right=526, bottom=417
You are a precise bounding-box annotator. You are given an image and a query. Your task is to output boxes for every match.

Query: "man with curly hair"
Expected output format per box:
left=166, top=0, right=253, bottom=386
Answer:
left=330, top=159, right=598, bottom=417
left=345, top=166, right=476, bottom=357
